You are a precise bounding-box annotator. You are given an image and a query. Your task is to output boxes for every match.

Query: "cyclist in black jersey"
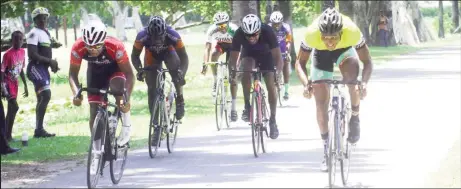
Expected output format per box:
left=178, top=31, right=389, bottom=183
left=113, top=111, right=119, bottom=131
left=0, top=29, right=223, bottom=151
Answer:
left=229, top=14, right=283, bottom=139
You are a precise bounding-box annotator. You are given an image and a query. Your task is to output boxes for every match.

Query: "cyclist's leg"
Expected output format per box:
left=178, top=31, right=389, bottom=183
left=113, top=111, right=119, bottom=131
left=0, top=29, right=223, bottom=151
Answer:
left=210, top=43, right=223, bottom=93
left=239, top=54, right=255, bottom=122
left=337, top=47, right=361, bottom=144
left=259, top=53, right=279, bottom=139
left=164, top=49, right=185, bottom=120
left=108, top=71, right=131, bottom=146
left=144, top=51, right=160, bottom=117
left=26, top=63, right=54, bottom=138
left=282, top=53, right=291, bottom=99
left=223, top=46, right=239, bottom=121
left=310, top=49, right=335, bottom=171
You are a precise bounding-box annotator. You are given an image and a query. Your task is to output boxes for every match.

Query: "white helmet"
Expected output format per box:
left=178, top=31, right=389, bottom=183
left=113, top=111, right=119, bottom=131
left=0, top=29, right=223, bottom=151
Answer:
left=82, top=21, right=107, bottom=46
left=31, top=7, right=50, bottom=20
left=241, top=14, right=261, bottom=34
left=270, top=11, right=283, bottom=23
left=213, top=12, right=230, bottom=25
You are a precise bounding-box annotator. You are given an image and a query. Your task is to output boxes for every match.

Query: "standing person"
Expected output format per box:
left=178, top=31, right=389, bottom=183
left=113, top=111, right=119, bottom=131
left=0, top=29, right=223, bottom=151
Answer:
left=26, top=7, right=59, bottom=138
left=1, top=31, right=29, bottom=141
left=377, top=10, right=389, bottom=47
left=0, top=99, right=21, bottom=155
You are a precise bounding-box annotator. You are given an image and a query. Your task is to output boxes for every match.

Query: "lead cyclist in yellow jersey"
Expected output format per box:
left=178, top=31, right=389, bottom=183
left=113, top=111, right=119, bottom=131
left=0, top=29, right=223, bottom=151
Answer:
left=294, top=8, right=373, bottom=171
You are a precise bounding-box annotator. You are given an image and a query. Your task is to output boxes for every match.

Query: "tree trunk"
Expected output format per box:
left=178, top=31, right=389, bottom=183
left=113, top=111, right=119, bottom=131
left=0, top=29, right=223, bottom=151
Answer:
left=231, top=0, right=258, bottom=26
left=391, top=1, right=420, bottom=45
left=54, top=16, right=59, bottom=40
left=438, top=1, right=444, bottom=38
left=408, top=1, right=436, bottom=42
left=63, top=16, right=68, bottom=47
left=338, top=0, right=354, bottom=19
left=322, top=0, right=335, bottom=11
left=110, top=1, right=128, bottom=42
left=265, top=0, right=273, bottom=23
left=353, top=1, right=377, bottom=46
left=452, top=0, right=459, bottom=32
left=257, top=0, right=262, bottom=20
left=72, top=13, right=77, bottom=42
left=132, top=6, right=144, bottom=32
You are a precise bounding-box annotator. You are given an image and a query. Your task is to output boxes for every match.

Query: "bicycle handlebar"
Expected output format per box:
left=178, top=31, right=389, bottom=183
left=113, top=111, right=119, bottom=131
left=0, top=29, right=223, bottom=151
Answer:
left=311, top=79, right=361, bottom=85
left=141, top=64, right=169, bottom=73
left=75, top=83, right=127, bottom=104
left=204, top=61, right=227, bottom=66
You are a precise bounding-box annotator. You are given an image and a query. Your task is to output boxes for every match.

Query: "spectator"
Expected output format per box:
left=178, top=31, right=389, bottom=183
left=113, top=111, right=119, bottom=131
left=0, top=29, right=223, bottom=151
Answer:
left=377, top=10, right=389, bottom=47
left=0, top=64, right=20, bottom=156
left=1, top=30, right=29, bottom=142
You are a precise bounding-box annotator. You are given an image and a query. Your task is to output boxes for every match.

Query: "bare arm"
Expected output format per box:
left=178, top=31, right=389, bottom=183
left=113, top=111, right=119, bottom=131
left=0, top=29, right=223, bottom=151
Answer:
left=203, top=43, right=212, bottom=63
left=117, top=63, right=135, bottom=102
left=295, top=49, right=311, bottom=86
left=130, top=46, right=143, bottom=73
left=27, top=44, right=51, bottom=65
left=68, top=64, right=81, bottom=96
left=176, top=47, right=189, bottom=75
left=20, top=70, right=28, bottom=92
left=271, top=48, right=283, bottom=71
left=356, top=45, right=373, bottom=84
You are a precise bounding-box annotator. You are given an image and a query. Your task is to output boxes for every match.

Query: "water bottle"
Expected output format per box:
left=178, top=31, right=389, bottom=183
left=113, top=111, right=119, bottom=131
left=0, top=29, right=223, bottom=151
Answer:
left=22, top=132, right=28, bottom=146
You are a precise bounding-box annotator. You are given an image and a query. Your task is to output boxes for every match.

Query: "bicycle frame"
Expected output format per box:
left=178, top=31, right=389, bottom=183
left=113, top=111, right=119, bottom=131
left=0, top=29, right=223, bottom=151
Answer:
left=146, top=66, right=175, bottom=130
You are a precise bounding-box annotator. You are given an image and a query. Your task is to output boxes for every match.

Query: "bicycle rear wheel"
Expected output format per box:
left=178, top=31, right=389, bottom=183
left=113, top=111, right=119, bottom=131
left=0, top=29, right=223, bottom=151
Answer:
left=215, top=79, right=224, bottom=131
left=251, top=92, right=262, bottom=158
left=167, top=95, right=178, bottom=153
left=87, top=111, right=106, bottom=189
left=149, top=96, right=163, bottom=158
left=110, top=113, right=128, bottom=184
left=328, top=110, right=339, bottom=188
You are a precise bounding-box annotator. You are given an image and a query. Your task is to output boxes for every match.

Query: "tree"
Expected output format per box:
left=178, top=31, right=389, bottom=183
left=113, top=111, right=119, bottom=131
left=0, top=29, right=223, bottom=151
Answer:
left=231, top=0, right=258, bottom=26
left=438, top=0, right=445, bottom=38
left=322, top=0, right=335, bottom=11
left=277, top=0, right=296, bottom=68
left=452, top=0, right=459, bottom=32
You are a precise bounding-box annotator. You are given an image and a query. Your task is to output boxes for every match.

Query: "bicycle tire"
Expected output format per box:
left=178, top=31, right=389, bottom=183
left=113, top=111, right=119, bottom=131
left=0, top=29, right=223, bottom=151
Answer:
left=251, top=91, right=261, bottom=158
left=340, top=107, right=353, bottom=186
left=148, top=96, right=163, bottom=158
left=328, top=110, right=338, bottom=188
left=215, top=80, right=224, bottom=131
left=87, top=111, right=106, bottom=189
left=167, top=94, right=178, bottom=153
left=223, top=80, right=231, bottom=128
left=110, top=113, right=128, bottom=184
left=260, top=95, right=269, bottom=153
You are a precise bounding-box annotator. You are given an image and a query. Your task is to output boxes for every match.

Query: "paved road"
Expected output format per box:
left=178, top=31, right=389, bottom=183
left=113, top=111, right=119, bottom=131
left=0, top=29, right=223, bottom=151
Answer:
left=33, top=44, right=461, bottom=188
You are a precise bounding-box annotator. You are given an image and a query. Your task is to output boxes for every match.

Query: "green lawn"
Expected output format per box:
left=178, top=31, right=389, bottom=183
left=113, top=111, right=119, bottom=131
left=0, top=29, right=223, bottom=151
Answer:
left=1, top=27, right=459, bottom=165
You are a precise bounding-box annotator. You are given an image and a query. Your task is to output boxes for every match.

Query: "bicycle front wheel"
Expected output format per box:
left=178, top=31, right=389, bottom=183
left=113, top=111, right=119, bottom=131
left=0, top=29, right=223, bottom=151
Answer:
left=277, top=83, right=283, bottom=107
left=87, top=111, right=106, bottom=189
left=215, top=79, right=224, bottom=131
left=328, top=110, right=339, bottom=188
left=223, top=80, right=231, bottom=128
left=167, top=95, right=178, bottom=153
left=149, top=96, right=163, bottom=158
left=340, top=112, right=353, bottom=186
left=251, top=92, right=262, bottom=158
left=110, top=113, right=128, bottom=184
left=260, top=95, right=269, bottom=153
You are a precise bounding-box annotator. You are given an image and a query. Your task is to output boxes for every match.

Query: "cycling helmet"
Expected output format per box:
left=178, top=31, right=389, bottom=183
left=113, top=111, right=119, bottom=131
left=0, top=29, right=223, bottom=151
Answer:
left=213, top=12, right=230, bottom=25
left=241, top=14, right=261, bottom=34
left=148, top=16, right=167, bottom=37
left=31, top=7, right=50, bottom=19
left=270, top=11, right=283, bottom=23
left=318, top=7, right=343, bottom=35
left=82, top=21, right=107, bottom=46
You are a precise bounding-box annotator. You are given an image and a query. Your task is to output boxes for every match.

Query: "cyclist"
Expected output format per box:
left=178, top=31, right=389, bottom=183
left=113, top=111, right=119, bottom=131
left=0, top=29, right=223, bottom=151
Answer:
left=1, top=31, right=29, bottom=142
left=201, top=11, right=240, bottom=121
left=268, top=11, right=292, bottom=100
left=131, top=16, right=188, bottom=134
left=229, top=14, right=283, bottom=139
left=294, top=7, right=373, bottom=171
left=68, top=21, right=135, bottom=172
left=26, top=7, right=59, bottom=138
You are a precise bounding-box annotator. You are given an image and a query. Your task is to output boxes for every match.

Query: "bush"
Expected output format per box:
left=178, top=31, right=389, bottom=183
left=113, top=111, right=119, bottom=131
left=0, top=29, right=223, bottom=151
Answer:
left=433, top=12, right=454, bottom=36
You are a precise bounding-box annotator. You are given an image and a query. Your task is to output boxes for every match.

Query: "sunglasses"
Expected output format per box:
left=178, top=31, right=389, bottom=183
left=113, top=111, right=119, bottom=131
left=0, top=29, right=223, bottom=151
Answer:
left=217, top=23, right=227, bottom=30
left=85, top=43, right=104, bottom=50
left=244, top=32, right=260, bottom=38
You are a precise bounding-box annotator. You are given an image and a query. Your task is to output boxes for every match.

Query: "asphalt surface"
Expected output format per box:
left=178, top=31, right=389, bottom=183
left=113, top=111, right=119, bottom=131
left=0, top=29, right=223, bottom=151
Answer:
left=32, top=44, right=461, bottom=188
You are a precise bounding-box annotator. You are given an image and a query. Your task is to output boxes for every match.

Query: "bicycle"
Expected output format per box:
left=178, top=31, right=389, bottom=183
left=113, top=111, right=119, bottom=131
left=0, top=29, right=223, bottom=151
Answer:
left=204, top=61, right=231, bottom=131
left=232, top=68, right=275, bottom=158
left=141, top=65, right=181, bottom=158
left=311, top=78, right=363, bottom=187
left=75, top=84, right=129, bottom=189
left=276, top=52, right=291, bottom=107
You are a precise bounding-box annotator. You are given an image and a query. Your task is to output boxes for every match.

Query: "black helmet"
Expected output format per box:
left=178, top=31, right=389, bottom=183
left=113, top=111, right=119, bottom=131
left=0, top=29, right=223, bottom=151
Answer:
left=318, top=7, right=343, bottom=35
left=148, top=16, right=167, bottom=37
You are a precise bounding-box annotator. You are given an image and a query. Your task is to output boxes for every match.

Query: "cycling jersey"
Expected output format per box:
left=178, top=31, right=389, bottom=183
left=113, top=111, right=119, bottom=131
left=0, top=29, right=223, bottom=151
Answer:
left=70, top=36, right=129, bottom=103
left=133, top=26, right=184, bottom=65
left=26, top=27, right=52, bottom=93
left=232, top=24, right=279, bottom=71
left=205, top=23, right=239, bottom=44
left=268, top=22, right=292, bottom=53
left=1, top=48, right=25, bottom=99
left=303, top=14, right=366, bottom=51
